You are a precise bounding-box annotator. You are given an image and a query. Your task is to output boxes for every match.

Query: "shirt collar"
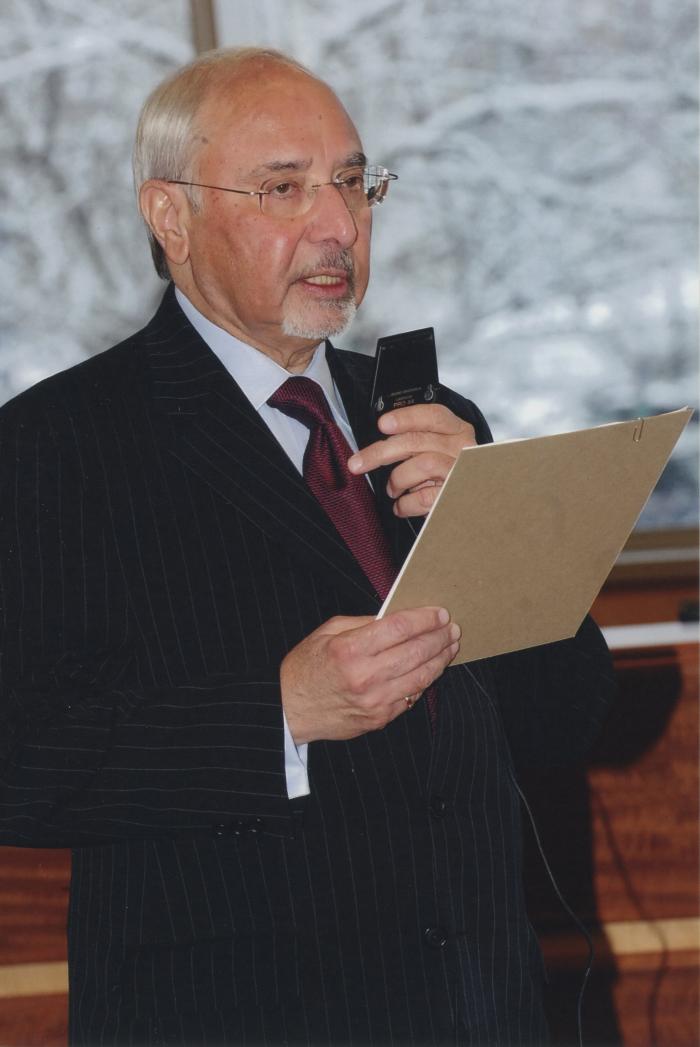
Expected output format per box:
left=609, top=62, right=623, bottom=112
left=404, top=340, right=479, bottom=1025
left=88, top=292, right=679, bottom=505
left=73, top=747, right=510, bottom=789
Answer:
left=174, top=286, right=338, bottom=411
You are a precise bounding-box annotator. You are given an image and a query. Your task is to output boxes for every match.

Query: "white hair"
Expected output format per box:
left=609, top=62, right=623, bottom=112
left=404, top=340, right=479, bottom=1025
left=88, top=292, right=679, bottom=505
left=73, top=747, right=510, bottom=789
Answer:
left=133, top=47, right=315, bottom=279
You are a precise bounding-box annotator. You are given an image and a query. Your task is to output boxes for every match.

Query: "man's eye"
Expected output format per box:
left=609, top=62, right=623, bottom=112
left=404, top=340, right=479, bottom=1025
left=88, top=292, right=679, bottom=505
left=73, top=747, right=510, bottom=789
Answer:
left=338, top=173, right=364, bottom=191
left=268, top=181, right=301, bottom=198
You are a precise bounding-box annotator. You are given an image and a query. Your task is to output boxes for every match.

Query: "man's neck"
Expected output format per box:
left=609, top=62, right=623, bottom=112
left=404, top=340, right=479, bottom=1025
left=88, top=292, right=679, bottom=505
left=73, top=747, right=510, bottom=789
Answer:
left=171, top=281, right=320, bottom=373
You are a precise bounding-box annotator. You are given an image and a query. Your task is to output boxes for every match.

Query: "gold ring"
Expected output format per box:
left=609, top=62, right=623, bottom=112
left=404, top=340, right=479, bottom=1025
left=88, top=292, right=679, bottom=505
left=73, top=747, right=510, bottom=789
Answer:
left=404, top=695, right=414, bottom=710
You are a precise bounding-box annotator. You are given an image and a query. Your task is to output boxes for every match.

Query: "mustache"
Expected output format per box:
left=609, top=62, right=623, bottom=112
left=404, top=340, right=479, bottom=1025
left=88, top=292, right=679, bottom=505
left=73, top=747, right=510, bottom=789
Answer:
left=294, top=250, right=355, bottom=287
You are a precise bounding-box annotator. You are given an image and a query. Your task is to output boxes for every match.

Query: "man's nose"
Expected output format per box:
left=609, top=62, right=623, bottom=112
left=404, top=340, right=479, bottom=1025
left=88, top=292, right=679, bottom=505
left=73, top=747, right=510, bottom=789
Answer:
left=305, top=183, right=359, bottom=248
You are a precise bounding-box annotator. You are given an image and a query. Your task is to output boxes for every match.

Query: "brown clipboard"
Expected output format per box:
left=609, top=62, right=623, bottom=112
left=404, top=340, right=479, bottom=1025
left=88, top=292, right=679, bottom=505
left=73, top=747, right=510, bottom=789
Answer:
left=378, top=408, right=693, bottom=663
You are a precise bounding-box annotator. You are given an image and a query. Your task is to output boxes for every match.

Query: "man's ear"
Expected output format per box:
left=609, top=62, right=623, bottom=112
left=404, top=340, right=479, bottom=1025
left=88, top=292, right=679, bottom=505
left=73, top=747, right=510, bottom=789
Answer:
left=139, top=180, right=192, bottom=268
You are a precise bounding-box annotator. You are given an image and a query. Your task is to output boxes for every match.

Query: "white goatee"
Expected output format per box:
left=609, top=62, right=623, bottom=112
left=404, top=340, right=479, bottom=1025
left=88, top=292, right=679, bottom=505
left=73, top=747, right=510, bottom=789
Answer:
left=281, top=298, right=357, bottom=340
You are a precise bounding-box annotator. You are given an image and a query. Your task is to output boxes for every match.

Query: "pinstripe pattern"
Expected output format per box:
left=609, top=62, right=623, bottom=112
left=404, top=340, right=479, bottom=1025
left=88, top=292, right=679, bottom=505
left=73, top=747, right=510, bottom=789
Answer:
left=0, top=286, right=614, bottom=1045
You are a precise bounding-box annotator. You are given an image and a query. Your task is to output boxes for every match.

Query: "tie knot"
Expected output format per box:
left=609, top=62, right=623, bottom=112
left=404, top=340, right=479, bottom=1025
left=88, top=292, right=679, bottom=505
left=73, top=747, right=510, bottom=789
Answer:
left=268, top=376, right=334, bottom=430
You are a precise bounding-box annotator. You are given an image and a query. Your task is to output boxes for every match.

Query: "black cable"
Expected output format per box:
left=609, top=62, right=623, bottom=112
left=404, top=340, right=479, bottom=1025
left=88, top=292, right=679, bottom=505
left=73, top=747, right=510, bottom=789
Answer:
left=509, top=767, right=594, bottom=1047
left=463, top=664, right=594, bottom=1047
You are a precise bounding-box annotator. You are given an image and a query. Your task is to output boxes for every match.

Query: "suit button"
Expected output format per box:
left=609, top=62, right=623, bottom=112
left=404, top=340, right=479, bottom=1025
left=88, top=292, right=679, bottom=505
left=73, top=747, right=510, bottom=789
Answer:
left=247, top=817, right=265, bottom=835
left=424, top=926, right=448, bottom=949
left=230, top=819, right=246, bottom=837
left=212, top=824, right=228, bottom=837
left=430, top=795, right=450, bottom=818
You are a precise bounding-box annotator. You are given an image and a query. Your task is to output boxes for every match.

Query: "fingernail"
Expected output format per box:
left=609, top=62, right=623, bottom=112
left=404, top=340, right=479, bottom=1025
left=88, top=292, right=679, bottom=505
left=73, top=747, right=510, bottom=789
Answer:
left=379, top=414, right=397, bottom=433
left=449, top=623, right=461, bottom=642
left=348, top=454, right=363, bottom=472
left=437, top=608, right=449, bottom=625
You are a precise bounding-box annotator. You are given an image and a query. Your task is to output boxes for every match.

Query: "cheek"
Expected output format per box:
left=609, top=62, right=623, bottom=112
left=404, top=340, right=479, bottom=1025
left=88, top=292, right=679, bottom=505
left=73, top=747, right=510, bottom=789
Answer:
left=238, top=223, right=301, bottom=292
left=353, top=221, right=372, bottom=300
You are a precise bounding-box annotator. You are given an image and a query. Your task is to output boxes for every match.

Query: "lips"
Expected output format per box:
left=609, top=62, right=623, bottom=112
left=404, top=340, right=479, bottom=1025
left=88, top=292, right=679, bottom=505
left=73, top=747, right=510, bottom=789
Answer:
left=303, top=274, right=346, bottom=286
left=294, top=253, right=355, bottom=297
left=296, top=271, right=350, bottom=298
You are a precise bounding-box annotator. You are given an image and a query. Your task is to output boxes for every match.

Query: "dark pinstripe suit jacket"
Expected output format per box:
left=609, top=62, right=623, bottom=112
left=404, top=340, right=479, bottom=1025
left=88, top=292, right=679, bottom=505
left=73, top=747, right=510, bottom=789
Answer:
left=0, top=287, right=614, bottom=1046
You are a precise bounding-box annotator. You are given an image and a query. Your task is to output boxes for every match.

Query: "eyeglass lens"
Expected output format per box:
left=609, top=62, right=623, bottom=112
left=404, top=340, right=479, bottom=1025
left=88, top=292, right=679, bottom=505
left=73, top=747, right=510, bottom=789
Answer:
left=259, top=166, right=392, bottom=218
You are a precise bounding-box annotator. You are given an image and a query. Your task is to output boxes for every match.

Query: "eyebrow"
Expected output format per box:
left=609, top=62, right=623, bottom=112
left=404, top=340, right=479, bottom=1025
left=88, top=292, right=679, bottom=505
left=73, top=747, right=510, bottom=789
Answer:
left=246, top=151, right=367, bottom=179
left=340, top=151, right=368, bottom=169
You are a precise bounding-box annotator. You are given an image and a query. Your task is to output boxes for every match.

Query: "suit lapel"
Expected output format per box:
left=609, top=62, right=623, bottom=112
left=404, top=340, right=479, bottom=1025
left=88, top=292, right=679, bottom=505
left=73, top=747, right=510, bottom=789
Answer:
left=141, top=289, right=379, bottom=605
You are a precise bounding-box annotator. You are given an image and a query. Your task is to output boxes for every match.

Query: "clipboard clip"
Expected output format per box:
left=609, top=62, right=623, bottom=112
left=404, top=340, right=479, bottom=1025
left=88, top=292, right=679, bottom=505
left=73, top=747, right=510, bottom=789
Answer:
left=632, top=417, right=645, bottom=443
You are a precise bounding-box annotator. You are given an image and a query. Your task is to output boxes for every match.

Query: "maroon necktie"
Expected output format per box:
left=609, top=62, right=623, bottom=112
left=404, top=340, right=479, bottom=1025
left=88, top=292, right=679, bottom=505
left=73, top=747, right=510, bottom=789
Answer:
left=268, top=376, right=438, bottom=727
left=268, top=376, right=396, bottom=599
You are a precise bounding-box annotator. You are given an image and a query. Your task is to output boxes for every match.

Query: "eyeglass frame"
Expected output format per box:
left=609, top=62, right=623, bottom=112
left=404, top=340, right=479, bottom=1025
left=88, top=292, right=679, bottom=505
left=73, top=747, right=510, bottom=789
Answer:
left=164, top=165, right=398, bottom=215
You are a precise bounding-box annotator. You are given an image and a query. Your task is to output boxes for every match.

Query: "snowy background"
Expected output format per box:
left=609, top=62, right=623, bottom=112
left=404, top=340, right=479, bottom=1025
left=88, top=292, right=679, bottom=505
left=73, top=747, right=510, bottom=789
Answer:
left=2, top=0, right=697, bottom=527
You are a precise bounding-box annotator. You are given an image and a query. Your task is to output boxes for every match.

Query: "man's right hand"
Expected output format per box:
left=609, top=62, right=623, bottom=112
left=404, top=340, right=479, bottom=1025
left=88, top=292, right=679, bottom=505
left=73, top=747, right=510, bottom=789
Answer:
left=280, top=607, right=460, bottom=744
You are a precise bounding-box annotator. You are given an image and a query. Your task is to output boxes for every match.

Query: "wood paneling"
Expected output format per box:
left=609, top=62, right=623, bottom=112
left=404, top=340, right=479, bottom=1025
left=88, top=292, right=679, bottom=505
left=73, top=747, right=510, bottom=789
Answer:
left=0, top=849, right=70, bottom=967
left=592, top=579, right=698, bottom=627
left=0, top=994, right=67, bottom=1047
left=589, top=645, right=698, bottom=922
left=591, top=526, right=697, bottom=627
left=544, top=949, right=699, bottom=1047
left=522, top=637, right=698, bottom=1046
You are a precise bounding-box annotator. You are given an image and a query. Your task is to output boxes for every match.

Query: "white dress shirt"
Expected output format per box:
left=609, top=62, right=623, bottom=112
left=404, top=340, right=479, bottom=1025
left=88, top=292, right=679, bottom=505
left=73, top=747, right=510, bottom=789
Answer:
left=175, top=288, right=361, bottom=799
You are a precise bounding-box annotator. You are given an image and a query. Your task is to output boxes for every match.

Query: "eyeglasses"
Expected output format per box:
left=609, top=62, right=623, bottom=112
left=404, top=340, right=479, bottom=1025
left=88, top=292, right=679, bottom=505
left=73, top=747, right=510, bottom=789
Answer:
left=166, top=165, right=398, bottom=219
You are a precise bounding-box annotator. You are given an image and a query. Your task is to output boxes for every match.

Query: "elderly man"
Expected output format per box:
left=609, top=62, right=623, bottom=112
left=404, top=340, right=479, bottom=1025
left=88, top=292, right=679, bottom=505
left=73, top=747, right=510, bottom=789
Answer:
left=0, top=48, right=613, bottom=1046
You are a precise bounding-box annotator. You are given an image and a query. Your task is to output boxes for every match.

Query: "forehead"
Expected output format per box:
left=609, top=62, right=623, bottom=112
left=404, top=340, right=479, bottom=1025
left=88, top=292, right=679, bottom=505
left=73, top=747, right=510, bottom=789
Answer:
left=195, top=66, right=363, bottom=176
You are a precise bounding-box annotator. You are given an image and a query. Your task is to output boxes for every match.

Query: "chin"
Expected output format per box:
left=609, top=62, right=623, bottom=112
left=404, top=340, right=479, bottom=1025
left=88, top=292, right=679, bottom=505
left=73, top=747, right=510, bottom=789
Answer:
left=281, top=299, right=357, bottom=341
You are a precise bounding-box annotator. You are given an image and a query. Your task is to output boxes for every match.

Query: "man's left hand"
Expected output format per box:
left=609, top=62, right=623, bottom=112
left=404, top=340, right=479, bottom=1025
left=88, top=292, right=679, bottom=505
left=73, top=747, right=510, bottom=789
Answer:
left=348, top=404, right=476, bottom=517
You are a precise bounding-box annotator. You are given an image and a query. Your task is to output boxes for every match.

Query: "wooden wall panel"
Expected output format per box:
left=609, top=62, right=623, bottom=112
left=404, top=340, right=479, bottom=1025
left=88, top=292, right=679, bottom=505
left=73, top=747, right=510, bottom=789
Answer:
left=589, top=645, right=698, bottom=922
left=523, top=637, right=698, bottom=1047
left=593, top=579, right=698, bottom=628
left=0, top=995, right=68, bottom=1047
left=0, top=849, right=70, bottom=966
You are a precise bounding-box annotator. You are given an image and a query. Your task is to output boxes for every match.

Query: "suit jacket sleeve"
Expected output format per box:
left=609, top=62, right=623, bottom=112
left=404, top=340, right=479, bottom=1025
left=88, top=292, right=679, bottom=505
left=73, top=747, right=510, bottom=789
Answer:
left=0, top=390, right=294, bottom=849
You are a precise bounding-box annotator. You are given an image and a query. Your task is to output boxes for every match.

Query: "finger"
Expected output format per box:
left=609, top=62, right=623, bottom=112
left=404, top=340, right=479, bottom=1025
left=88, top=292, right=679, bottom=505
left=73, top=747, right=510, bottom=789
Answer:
left=349, top=430, right=457, bottom=474
left=376, top=620, right=461, bottom=682
left=319, top=610, right=450, bottom=710
left=379, top=404, right=474, bottom=437
left=392, top=485, right=443, bottom=517
left=345, top=607, right=449, bottom=661
left=332, top=607, right=447, bottom=661
left=386, top=639, right=461, bottom=719
left=348, top=421, right=476, bottom=477
left=395, top=693, right=419, bottom=716
left=318, top=614, right=376, bottom=637
left=348, top=431, right=425, bottom=474
left=385, top=452, right=454, bottom=499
